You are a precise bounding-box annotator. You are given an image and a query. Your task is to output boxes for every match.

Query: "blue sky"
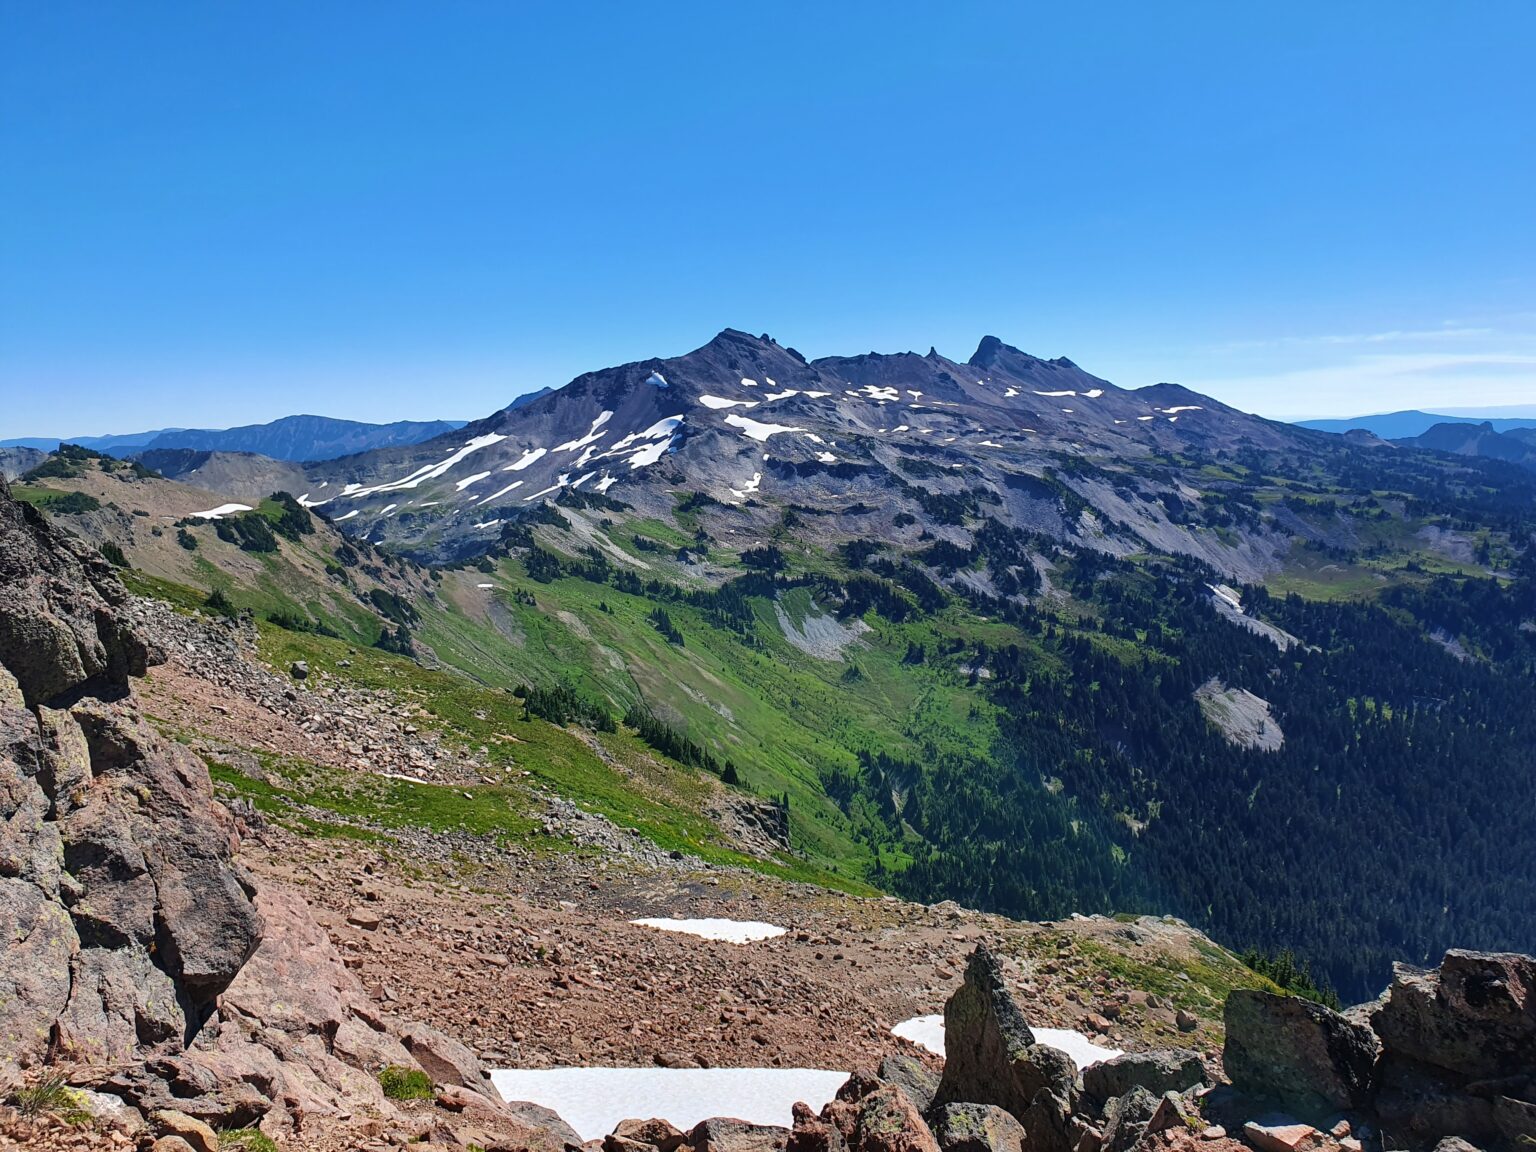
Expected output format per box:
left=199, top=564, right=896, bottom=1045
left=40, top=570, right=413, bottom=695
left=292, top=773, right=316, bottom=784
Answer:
left=3, top=2, right=1534, bottom=435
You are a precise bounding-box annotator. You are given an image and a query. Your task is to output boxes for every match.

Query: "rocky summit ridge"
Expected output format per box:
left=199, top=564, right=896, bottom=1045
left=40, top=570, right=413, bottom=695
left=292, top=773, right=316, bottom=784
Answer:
left=301, top=329, right=1304, bottom=570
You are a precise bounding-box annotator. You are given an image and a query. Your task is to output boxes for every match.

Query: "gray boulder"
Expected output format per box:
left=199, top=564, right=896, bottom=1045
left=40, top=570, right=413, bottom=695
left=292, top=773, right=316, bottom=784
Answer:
left=1100, top=1086, right=1159, bottom=1152
left=928, top=1103, right=1024, bottom=1152
left=691, top=1118, right=791, bottom=1152
left=1223, top=989, right=1379, bottom=1115
left=878, top=1053, right=939, bottom=1114
left=1081, top=1048, right=1205, bottom=1112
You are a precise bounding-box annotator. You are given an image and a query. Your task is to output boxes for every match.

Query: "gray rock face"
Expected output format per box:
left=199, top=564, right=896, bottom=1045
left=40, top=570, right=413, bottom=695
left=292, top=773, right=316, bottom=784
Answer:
left=1223, top=989, right=1379, bottom=1116
left=0, top=481, right=259, bottom=1071
left=0, top=485, right=152, bottom=707
left=1082, top=1048, right=1206, bottom=1112
left=931, top=944, right=1078, bottom=1120
left=928, top=1103, right=1024, bottom=1152
left=1100, top=1085, right=1159, bottom=1152
left=878, top=1053, right=939, bottom=1114
left=1371, top=951, right=1536, bottom=1080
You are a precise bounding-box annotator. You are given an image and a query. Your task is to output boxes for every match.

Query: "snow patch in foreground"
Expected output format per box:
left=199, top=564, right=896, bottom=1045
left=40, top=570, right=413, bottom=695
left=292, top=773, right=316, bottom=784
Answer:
left=891, top=1015, right=1122, bottom=1068
left=491, top=1067, right=846, bottom=1141
left=189, top=503, right=254, bottom=519
left=631, top=917, right=785, bottom=943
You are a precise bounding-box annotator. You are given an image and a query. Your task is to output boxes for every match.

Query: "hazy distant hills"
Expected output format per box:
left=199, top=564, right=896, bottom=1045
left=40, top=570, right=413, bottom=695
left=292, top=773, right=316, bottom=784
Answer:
left=1299, top=408, right=1536, bottom=438
left=0, top=413, right=467, bottom=462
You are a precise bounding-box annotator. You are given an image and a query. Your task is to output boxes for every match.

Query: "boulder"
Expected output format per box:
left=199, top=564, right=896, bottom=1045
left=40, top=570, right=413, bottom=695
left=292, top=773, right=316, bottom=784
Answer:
left=1371, top=951, right=1536, bottom=1080
left=400, top=1019, right=494, bottom=1097
left=1100, top=1086, right=1159, bottom=1152
left=1082, top=1049, right=1205, bottom=1112
left=1021, top=1088, right=1081, bottom=1152
left=879, top=1054, right=939, bottom=1114
left=611, top=1118, right=689, bottom=1152
left=150, top=1109, right=219, bottom=1152
left=1222, top=990, right=1378, bottom=1115
left=853, top=1085, right=940, bottom=1152
left=1242, top=1121, right=1321, bottom=1152
left=691, top=1117, right=791, bottom=1152
left=928, top=1103, right=1025, bottom=1152
left=931, top=944, right=1079, bottom=1119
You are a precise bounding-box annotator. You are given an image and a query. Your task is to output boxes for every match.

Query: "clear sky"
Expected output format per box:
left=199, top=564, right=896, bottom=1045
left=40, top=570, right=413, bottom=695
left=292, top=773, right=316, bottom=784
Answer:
left=3, top=2, right=1534, bottom=436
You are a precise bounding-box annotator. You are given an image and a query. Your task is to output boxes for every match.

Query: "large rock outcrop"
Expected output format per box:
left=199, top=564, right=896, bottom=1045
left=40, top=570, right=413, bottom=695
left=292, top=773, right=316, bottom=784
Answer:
left=0, top=481, right=548, bottom=1145
left=1218, top=949, right=1536, bottom=1152
left=1222, top=989, right=1378, bottom=1116
left=930, top=944, right=1079, bottom=1120
left=0, top=482, right=259, bottom=1070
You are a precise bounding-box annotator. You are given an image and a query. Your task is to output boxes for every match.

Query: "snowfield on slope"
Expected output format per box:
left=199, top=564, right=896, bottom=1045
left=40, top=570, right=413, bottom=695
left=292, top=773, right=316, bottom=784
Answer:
left=631, top=917, right=786, bottom=943
left=890, top=1015, right=1123, bottom=1068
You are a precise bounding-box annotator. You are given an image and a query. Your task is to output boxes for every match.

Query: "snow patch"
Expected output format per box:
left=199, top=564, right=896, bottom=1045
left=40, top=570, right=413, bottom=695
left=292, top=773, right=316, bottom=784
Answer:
left=740, top=377, right=758, bottom=388
left=729, top=472, right=762, bottom=501
left=505, top=447, right=548, bottom=472
left=700, top=395, right=758, bottom=410
left=554, top=412, right=613, bottom=453
left=489, top=1068, right=848, bottom=1143
left=484, top=481, right=524, bottom=502
left=725, top=414, right=806, bottom=442
left=1161, top=405, right=1203, bottom=414
left=342, top=433, right=507, bottom=499
left=476, top=582, right=495, bottom=589
left=1004, top=387, right=1020, bottom=398
left=454, top=470, right=493, bottom=492
left=890, top=1016, right=1122, bottom=1068
left=1034, top=390, right=1076, bottom=398
left=333, top=509, right=360, bottom=522
left=631, top=918, right=786, bottom=943
left=1084, top=389, right=1105, bottom=398
left=189, top=503, right=253, bottom=520
left=647, top=371, right=669, bottom=389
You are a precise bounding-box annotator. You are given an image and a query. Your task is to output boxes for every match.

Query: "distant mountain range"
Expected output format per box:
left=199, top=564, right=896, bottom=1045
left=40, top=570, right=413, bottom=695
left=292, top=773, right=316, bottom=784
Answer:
left=1299, top=409, right=1536, bottom=438
left=0, top=413, right=468, bottom=463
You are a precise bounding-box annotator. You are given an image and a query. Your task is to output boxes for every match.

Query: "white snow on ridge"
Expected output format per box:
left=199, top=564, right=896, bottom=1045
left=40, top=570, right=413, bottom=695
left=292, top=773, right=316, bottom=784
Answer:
left=648, top=372, right=670, bottom=389
left=890, top=1015, right=1122, bottom=1068
left=594, top=474, right=617, bottom=493
left=505, top=447, right=548, bottom=472
left=741, top=377, right=758, bottom=388
left=189, top=503, right=253, bottom=519
left=333, top=509, right=360, bottom=522
left=342, top=433, right=509, bottom=500
left=816, top=452, right=837, bottom=463
left=700, top=395, right=758, bottom=410
left=484, top=480, right=524, bottom=503
left=489, top=1068, right=848, bottom=1143
left=856, top=385, right=900, bottom=403
left=1161, top=405, right=1203, bottom=414
left=1035, top=390, right=1076, bottom=398
left=554, top=412, right=613, bottom=453
left=628, top=434, right=679, bottom=468
left=297, top=493, right=332, bottom=508
left=1004, top=387, right=1020, bottom=398
left=1084, top=389, right=1105, bottom=399
left=729, top=472, right=763, bottom=501
left=725, top=414, right=806, bottom=442
left=631, top=917, right=785, bottom=943
left=454, top=470, right=492, bottom=492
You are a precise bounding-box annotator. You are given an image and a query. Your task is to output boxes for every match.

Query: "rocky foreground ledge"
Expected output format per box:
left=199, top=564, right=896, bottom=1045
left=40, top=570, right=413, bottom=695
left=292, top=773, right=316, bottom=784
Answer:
left=2, top=473, right=1533, bottom=1152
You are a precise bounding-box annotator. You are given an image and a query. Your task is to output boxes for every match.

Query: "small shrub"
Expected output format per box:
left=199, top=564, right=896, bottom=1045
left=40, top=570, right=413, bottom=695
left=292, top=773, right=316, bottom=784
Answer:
left=9, top=1074, right=92, bottom=1125
left=100, top=541, right=129, bottom=568
left=49, top=490, right=102, bottom=514
left=204, top=587, right=237, bottom=618
left=377, top=1065, right=433, bottom=1101
left=220, top=1128, right=281, bottom=1152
